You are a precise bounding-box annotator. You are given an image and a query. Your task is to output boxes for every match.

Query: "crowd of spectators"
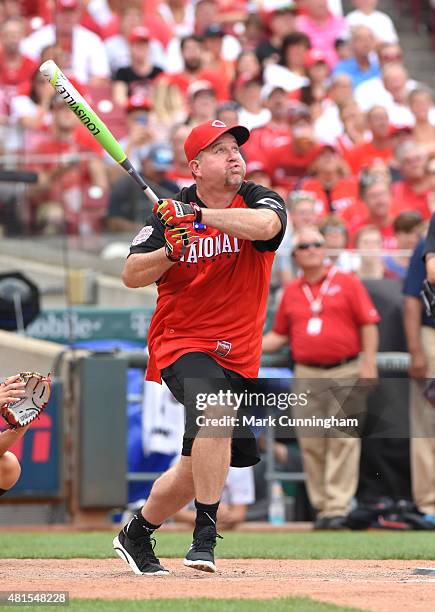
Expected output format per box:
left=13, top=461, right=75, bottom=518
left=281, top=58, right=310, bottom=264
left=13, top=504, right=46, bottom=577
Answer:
left=0, top=0, right=432, bottom=261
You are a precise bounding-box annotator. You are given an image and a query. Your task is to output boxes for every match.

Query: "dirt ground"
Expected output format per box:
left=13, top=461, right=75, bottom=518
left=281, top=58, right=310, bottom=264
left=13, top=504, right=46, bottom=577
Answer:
left=2, top=559, right=435, bottom=611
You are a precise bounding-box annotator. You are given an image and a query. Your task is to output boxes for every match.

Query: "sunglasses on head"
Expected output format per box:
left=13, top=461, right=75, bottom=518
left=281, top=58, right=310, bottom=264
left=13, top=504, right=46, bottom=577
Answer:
left=295, top=241, right=324, bottom=251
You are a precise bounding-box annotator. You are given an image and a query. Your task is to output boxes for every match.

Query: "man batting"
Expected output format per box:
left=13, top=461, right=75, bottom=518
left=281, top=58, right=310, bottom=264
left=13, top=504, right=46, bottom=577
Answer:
left=114, top=119, right=287, bottom=575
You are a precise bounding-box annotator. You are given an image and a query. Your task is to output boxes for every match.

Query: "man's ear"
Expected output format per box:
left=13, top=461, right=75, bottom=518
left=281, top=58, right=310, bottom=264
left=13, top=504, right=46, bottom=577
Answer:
left=189, top=159, right=200, bottom=177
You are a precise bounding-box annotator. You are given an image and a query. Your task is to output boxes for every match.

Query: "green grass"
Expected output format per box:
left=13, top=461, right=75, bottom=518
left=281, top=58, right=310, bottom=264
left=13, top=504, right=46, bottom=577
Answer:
left=1, top=531, right=434, bottom=560
left=0, top=598, right=364, bottom=612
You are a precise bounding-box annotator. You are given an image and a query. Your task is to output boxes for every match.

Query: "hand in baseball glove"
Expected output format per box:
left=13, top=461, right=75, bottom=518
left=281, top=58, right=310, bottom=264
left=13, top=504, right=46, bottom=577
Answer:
left=165, top=224, right=199, bottom=262
left=154, top=199, right=202, bottom=228
left=1, top=372, right=51, bottom=429
left=421, top=280, right=435, bottom=320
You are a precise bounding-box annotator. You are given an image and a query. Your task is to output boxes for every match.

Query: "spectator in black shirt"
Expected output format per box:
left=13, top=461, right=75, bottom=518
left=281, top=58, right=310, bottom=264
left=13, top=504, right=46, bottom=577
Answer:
left=113, top=26, right=163, bottom=107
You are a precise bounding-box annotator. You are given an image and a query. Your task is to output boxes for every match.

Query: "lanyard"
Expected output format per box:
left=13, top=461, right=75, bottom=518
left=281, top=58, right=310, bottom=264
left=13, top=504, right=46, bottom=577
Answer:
left=302, top=266, right=337, bottom=315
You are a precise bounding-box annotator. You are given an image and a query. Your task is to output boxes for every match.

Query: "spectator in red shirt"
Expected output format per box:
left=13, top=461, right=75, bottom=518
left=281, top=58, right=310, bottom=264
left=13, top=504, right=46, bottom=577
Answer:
left=336, top=100, right=369, bottom=154
left=0, top=17, right=36, bottom=103
left=391, top=141, right=431, bottom=219
left=28, top=95, right=108, bottom=235
left=263, top=225, right=379, bottom=529
left=299, top=144, right=358, bottom=218
left=243, top=85, right=292, bottom=162
left=426, top=153, right=435, bottom=216
left=345, top=105, right=393, bottom=174
left=266, top=102, right=323, bottom=192
left=348, top=174, right=396, bottom=248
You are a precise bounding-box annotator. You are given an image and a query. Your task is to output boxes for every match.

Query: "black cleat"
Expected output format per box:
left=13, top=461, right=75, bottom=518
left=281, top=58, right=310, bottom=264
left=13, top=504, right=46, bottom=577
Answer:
left=183, top=525, right=223, bottom=573
left=113, top=529, right=169, bottom=576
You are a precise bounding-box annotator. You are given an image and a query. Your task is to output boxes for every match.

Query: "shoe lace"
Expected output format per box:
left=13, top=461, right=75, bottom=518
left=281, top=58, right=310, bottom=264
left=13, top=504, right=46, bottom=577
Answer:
left=193, top=526, right=223, bottom=552
left=131, top=535, right=161, bottom=566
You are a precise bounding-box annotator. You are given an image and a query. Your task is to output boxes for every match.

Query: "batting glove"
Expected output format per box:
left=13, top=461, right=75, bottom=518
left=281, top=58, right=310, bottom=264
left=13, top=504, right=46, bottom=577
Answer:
left=154, top=199, right=202, bottom=228
left=164, top=224, right=199, bottom=262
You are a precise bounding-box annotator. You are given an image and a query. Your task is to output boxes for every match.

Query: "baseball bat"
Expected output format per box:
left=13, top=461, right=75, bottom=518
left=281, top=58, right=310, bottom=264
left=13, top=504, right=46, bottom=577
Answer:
left=39, top=59, right=159, bottom=204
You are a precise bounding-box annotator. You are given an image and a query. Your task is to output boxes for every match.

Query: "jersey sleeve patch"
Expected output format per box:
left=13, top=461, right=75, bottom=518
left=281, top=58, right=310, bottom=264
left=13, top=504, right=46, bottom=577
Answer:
left=132, top=225, right=154, bottom=246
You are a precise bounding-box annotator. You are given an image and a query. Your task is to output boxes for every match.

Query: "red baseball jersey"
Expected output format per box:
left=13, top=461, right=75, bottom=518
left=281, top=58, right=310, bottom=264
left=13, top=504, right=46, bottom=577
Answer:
left=273, top=269, right=380, bottom=365
left=129, top=182, right=287, bottom=382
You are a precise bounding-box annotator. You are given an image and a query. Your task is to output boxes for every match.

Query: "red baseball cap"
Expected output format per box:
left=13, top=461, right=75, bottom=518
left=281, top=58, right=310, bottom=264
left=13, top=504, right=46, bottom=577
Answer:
left=304, top=49, right=328, bottom=68
left=129, top=26, right=150, bottom=44
left=184, top=120, right=250, bottom=163
left=127, top=93, right=152, bottom=112
left=57, top=0, right=79, bottom=9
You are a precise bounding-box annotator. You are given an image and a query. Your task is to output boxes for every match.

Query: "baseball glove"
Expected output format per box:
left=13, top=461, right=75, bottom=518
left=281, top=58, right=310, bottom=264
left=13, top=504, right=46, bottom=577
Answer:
left=421, top=280, right=435, bottom=320
left=1, top=372, right=51, bottom=429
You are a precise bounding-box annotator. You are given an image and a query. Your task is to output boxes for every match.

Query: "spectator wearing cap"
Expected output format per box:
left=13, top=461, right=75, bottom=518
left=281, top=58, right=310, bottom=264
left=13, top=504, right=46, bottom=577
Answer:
left=232, top=74, right=271, bottom=131
left=409, top=88, right=435, bottom=156
left=185, top=80, right=218, bottom=127
left=113, top=26, right=163, bottom=107
left=105, top=142, right=179, bottom=233
left=246, top=161, right=272, bottom=188
left=347, top=174, right=396, bottom=249
left=27, top=94, right=109, bottom=235
left=345, top=105, right=393, bottom=175
left=265, top=102, right=323, bottom=192
left=299, top=144, right=358, bottom=218
left=391, top=141, right=431, bottom=220
left=21, top=0, right=110, bottom=85
left=332, top=25, right=380, bottom=90
left=346, top=0, right=398, bottom=45
left=383, top=212, right=424, bottom=280
left=263, top=225, right=379, bottom=529
left=0, top=17, right=36, bottom=102
left=105, top=7, right=167, bottom=77
left=105, top=93, right=156, bottom=180
left=243, top=85, right=292, bottom=162
left=263, top=32, right=310, bottom=94
left=255, top=1, right=298, bottom=66
left=296, top=0, right=348, bottom=69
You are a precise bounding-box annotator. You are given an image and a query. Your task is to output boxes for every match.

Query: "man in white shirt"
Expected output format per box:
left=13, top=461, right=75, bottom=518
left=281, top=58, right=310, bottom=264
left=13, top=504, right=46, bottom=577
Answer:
left=21, top=0, right=110, bottom=84
left=346, top=0, right=398, bottom=44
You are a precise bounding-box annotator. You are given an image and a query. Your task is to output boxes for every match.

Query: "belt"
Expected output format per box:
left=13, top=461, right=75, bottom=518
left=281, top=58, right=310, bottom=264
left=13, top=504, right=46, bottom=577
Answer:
left=296, top=355, right=359, bottom=370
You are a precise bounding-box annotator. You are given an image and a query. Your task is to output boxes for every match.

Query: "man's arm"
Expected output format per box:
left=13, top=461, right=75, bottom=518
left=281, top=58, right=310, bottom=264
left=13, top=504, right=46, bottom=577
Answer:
left=217, top=503, right=248, bottom=530
left=426, top=253, right=435, bottom=284
left=262, top=330, right=288, bottom=353
left=403, top=295, right=427, bottom=378
left=359, top=324, right=378, bottom=378
left=122, top=250, right=174, bottom=288
left=201, top=207, right=282, bottom=241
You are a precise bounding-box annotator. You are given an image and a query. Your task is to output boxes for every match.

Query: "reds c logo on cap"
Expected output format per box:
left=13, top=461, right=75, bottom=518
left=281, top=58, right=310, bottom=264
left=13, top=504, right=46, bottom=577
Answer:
left=184, top=120, right=250, bottom=163
left=211, top=120, right=227, bottom=128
